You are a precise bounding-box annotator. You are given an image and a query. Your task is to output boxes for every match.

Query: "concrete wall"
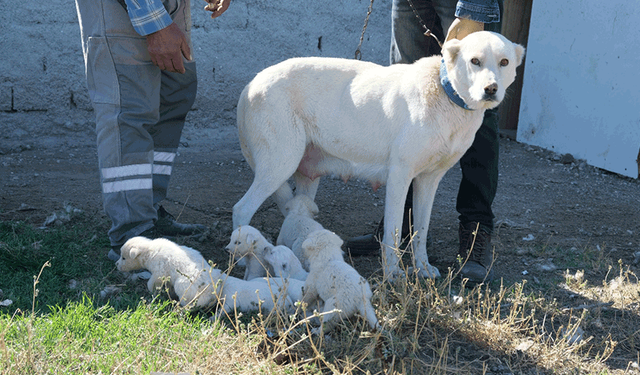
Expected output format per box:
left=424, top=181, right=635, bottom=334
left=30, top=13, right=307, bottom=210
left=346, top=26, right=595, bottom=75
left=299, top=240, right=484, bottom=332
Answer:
left=0, top=0, right=391, bottom=151
left=517, top=0, right=640, bottom=178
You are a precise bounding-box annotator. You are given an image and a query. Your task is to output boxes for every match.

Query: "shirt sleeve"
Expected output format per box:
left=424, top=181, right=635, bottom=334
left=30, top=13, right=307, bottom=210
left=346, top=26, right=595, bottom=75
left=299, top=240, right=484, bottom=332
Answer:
left=125, top=0, right=173, bottom=36
left=455, top=0, right=500, bottom=24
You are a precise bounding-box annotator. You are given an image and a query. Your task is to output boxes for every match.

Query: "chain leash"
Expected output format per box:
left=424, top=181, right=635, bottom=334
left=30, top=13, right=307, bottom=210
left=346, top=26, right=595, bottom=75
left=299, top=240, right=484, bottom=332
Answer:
left=405, top=0, right=443, bottom=48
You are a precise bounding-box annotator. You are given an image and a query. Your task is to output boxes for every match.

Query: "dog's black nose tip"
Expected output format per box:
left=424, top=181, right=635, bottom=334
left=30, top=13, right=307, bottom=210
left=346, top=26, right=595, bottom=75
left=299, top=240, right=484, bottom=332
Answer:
left=484, top=83, right=498, bottom=95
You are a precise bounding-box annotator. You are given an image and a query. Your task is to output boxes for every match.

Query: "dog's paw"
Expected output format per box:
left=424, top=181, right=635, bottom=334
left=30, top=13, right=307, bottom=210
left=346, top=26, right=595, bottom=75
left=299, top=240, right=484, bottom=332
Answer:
left=416, top=265, right=441, bottom=279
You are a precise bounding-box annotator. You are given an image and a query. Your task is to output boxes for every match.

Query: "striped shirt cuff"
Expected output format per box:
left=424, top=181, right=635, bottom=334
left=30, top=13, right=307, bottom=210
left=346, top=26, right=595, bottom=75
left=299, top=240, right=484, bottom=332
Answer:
left=125, top=0, right=173, bottom=36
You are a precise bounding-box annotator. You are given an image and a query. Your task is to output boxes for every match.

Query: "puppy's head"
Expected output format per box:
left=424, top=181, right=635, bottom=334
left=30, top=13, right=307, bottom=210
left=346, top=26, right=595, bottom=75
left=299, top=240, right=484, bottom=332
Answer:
left=116, top=236, right=152, bottom=272
left=284, top=195, right=319, bottom=217
left=225, top=225, right=263, bottom=257
left=301, top=229, right=344, bottom=262
left=264, top=245, right=293, bottom=278
left=442, top=31, right=525, bottom=110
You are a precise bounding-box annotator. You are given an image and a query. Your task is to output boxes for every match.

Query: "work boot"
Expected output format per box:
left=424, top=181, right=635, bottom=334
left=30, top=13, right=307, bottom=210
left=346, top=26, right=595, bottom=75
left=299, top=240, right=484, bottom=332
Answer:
left=155, top=205, right=207, bottom=237
left=345, top=215, right=431, bottom=256
left=457, top=222, right=494, bottom=283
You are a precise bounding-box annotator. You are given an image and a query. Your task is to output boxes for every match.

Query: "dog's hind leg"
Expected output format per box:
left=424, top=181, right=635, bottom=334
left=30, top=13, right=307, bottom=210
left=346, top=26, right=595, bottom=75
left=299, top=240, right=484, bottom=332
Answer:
left=410, top=172, right=446, bottom=278
left=232, top=158, right=301, bottom=228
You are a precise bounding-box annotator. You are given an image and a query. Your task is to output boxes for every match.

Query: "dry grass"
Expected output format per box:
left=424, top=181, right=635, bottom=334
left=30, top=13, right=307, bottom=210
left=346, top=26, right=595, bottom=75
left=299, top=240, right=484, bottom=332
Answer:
left=1, top=218, right=639, bottom=374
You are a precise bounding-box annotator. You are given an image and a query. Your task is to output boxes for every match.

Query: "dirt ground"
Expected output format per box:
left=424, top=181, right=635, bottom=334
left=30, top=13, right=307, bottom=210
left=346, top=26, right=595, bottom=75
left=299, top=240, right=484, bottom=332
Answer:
left=1, top=123, right=639, bottom=284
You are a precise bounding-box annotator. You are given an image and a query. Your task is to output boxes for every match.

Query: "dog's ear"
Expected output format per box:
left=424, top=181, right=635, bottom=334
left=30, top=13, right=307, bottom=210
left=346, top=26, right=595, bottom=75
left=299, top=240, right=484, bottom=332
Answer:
left=442, top=38, right=462, bottom=66
left=513, top=43, right=525, bottom=67
left=129, top=246, right=142, bottom=259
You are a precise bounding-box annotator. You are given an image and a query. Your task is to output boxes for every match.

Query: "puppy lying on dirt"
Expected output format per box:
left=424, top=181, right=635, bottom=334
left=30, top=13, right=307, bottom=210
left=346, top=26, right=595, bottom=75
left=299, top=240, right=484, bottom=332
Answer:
left=264, top=244, right=309, bottom=281
left=116, top=237, right=220, bottom=309
left=232, top=31, right=524, bottom=279
left=225, top=225, right=275, bottom=280
left=276, top=195, right=324, bottom=269
left=301, top=229, right=380, bottom=333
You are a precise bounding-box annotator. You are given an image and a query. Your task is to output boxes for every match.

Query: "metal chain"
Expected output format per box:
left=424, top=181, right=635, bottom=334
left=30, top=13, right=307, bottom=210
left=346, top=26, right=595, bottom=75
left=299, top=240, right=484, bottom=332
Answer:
left=405, top=0, right=443, bottom=48
left=355, top=0, right=374, bottom=60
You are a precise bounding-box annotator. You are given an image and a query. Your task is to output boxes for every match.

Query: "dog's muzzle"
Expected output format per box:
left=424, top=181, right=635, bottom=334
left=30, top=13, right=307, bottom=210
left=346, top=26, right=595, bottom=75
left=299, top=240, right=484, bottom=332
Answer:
left=483, top=82, right=499, bottom=101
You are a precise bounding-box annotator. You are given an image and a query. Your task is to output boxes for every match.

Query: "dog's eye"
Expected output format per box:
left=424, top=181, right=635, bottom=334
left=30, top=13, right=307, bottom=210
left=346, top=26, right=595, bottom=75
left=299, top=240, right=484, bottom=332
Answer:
left=500, top=58, right=509, bottom=67
left=471, top=58, right=481, bottom=66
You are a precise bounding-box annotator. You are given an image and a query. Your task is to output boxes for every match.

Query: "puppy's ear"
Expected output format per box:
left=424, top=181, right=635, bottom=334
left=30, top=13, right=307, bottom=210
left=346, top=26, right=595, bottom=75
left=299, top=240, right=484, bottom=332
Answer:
left=129, top=246, right=142, bottom=259
left=442, top=38, right=462, bottom=66
left=308, top=200, right=319, bottom=216
left=513, top=43, right=525, bottom=67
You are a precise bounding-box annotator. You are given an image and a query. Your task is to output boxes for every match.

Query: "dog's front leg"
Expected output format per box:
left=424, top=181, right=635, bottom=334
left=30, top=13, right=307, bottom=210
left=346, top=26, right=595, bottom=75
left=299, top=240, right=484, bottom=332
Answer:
left=410, top=172, right=446, bottom=278
left=381, top=170, right=412, bottom=278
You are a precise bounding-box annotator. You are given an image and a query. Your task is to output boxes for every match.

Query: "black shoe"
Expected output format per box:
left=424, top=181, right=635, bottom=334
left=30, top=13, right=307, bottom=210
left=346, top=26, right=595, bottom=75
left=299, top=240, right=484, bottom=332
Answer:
left=155, top=205, right=207, bottom=237
left=456, top=222, right=495, bottom=283
left=345, top=233, right=381, bottom=256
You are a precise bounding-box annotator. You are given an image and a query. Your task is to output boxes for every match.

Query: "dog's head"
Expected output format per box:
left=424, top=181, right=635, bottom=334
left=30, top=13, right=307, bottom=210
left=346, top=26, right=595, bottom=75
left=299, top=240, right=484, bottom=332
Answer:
left=264, top=245, right=295, bottom=279
left=226, top=225, right=265, bottom=257
left=442, top=31, right=525, bottom=110
left=301, top=229, right=344, bottom=262
left=284, top=195, right=319, bottom=217
left=116, top=236, right=152, bottom=272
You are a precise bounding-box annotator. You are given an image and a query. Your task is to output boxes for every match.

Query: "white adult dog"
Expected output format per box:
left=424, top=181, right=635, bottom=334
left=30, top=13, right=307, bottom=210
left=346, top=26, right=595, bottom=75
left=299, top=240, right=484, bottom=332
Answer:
left=232, top=31, right=524, bottom=278
left=276, top=195, right=324, bottom=270
left=116, top=237, right=221, bottom=309
left=300, top=229, right=380, bottom=333
left=225, top=225, right=275, bottom=280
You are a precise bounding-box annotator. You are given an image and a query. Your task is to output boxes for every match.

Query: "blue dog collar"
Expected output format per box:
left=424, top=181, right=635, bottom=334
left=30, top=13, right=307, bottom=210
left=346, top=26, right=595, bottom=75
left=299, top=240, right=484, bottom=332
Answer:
left=440, top=59, right=472, bottom=110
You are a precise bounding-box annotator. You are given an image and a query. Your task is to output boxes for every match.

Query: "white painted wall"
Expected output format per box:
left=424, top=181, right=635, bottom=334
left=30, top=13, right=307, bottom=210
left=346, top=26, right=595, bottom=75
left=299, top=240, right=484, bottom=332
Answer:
left=517, top=0, right=640, bottom=178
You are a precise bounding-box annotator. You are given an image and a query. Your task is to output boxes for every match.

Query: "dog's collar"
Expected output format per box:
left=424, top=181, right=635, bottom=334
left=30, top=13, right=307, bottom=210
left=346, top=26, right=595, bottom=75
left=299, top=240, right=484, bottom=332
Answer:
left=440, top=59, right=472, bottom=110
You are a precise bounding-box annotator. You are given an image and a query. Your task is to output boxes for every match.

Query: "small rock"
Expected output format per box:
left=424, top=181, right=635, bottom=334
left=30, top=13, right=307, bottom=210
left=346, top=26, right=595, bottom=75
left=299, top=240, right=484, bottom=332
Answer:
left=0, top=299, right=13, bottom=307
left=522, top=234, right=535, bottom=241
left=560, top=153, right=575, bottom=164
left=560, top=326, right=584, bottom=345
left=633, top=251, right=640, bottom=265
left=100, top=285, right=121, bottom=299
left=68, top=279, right=78, bottom=289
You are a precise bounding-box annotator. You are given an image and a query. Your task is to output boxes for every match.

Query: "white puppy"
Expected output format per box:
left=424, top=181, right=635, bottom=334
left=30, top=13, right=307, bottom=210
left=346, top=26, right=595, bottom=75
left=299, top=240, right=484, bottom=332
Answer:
left=276, top=195, right=323, bottom=269
left=225, top=225, right=275, bottom=280
left=301, top=229, right=380, bottom=333
left=264, top=245, right=309, bottom=281
left=232, top=31, right=524, bottom=279
left=116, top=237, right=221, bottom=309
left=214, top=274, right=294, bottom=319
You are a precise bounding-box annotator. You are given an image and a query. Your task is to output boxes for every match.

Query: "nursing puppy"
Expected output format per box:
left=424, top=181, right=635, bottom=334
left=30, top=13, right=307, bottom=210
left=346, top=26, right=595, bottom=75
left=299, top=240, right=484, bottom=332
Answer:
left=301, top=229, right=380, bottom=333
left=225, top=225, right=275, bottom=280
left=232, top=31, right=524, bottom=279
left=116, top=237, right=220, bottom=309
left=264, top=245, right=309, bottom=281
left=276, top=195, right=324, bottom=270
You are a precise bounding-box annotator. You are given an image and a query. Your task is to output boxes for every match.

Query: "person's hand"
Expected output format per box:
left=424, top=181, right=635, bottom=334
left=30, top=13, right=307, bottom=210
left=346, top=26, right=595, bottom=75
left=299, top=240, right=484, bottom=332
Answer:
left=146, top=22, right=191, bottom=74
left=204, top=0, right=231, bottom=19
left=445, top=18, right=484, bottom=41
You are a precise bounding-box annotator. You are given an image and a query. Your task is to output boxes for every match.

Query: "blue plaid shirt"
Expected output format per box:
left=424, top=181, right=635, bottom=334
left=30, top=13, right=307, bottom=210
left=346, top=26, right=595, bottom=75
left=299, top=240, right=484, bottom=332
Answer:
left=125, top=0, right=173, bottom=36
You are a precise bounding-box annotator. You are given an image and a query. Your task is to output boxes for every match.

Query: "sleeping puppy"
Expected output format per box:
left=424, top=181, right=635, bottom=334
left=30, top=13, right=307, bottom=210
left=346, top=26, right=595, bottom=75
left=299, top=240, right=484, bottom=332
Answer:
left=300, top=229, right=380, bottom=334
left=225, top=225, right=275, bottom=280
left=116, top=237, right=221, bottom=309
left=232, top=31, right=524, bottom=279
left=276, top=195, right=324, bottom=269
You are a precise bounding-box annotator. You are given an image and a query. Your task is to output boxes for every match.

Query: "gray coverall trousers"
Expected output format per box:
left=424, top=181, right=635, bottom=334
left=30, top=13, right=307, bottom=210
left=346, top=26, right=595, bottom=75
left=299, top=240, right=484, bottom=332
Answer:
left=75, top=0, right=197, bottom=247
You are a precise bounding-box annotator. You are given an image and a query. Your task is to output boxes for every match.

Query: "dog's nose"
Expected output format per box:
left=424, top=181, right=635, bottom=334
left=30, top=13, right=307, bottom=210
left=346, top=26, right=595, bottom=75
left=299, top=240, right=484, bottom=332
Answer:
left=484, top=83, right=498, bottom=96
